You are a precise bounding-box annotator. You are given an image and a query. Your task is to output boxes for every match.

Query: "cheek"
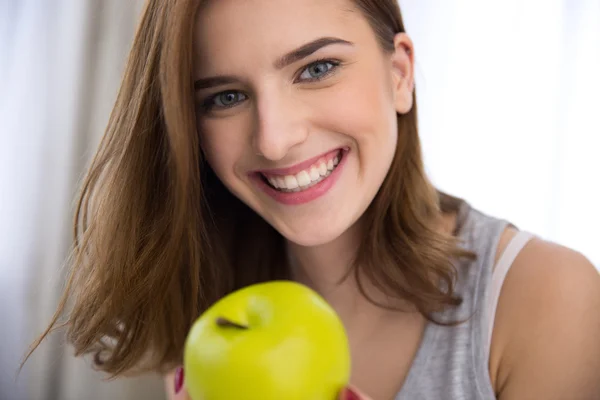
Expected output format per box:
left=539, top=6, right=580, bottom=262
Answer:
left=198, top=119, right=247, bottom=184
left=313, top=68, right=398, bottom=187
left=311, top=70, right=398, bottom=148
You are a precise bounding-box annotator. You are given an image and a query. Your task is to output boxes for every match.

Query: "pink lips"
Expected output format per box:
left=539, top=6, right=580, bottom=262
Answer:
left=255, top=148, right=342, bottom=177
left=251, top=148, right=349, bottom=205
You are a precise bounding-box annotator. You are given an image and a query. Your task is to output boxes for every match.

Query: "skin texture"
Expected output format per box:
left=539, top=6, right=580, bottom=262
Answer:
left=193, top=0, right=408, bottom=248
left=489, top=237, right=600, bottom=398
left=165, top=0, right=600, bottom=399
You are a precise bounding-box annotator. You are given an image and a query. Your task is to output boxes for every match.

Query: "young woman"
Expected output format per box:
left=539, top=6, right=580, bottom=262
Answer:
left=30, top=0, right=600, bottom=399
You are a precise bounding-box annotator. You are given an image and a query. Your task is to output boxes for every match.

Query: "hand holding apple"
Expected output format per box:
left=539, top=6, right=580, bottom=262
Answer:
left=183, top=281, right=352, bottom=400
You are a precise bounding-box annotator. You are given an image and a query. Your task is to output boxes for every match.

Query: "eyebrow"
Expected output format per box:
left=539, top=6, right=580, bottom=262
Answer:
left=273, top=36, right=353, bottom=69
left=194, top=76, right=238, bottom=91
left=193, top=36, right=353, bottom=91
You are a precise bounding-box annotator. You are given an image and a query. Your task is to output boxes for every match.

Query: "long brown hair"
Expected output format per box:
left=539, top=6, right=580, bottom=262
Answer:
left=25, top=0, right=473, bottom=377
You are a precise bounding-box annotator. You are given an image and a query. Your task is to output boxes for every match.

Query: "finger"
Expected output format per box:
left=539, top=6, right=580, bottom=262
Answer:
left=339, top=385, right=372, bottom=400
left=169, top=367, right=191, bottom=400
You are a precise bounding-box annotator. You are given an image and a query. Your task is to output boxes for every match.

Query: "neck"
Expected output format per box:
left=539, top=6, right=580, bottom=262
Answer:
left=286, top=219, right=395, bottom=326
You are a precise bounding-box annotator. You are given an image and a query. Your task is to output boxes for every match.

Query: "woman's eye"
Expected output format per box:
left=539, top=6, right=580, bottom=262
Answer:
left=298, top=60, right=340, bottom=82
left=204, top=91, right=247, bottom=111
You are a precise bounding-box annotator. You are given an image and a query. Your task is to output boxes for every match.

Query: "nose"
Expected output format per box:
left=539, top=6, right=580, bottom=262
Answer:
left=252, top=89, right=309, bottom=161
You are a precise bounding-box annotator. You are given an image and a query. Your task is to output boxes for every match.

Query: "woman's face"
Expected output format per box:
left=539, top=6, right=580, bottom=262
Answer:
left=193, top=0, right=414, bottom=247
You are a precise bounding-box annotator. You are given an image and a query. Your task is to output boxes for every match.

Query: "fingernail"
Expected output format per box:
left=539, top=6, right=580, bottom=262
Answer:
left=344, top=387, right=361, bottom=400
left=174, top=367, right=184, bottom=394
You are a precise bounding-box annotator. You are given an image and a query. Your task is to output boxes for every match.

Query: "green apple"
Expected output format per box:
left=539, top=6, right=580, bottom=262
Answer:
left=183, top=280, right=351, bottom=400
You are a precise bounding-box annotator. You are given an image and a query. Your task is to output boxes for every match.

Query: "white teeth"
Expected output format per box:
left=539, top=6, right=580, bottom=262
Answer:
left=296, top=171, right=311, bottom=187
left=318, top=162, right=328, bottom=176
left=309, top=167, right=320, bottom=181
left=284, top=175, right=299, bottom=189
left=263, top=151, right=343, bottom=192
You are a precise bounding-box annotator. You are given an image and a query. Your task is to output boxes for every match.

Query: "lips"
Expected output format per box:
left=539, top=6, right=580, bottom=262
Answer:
left=260, top=150, right=342, bottom=192
left=250, top=148, right=349, bottom=205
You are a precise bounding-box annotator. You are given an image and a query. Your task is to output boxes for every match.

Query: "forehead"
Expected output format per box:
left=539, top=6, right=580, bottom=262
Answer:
left=193, top=0, right=368, bottom=71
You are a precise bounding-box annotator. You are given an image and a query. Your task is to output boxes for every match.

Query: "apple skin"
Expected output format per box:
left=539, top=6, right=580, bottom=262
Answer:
left=183, top=280, right=351, bottom=400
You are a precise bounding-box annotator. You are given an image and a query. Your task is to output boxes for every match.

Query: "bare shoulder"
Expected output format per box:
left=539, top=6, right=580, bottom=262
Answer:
left=491, top=236, right=600, bottom=398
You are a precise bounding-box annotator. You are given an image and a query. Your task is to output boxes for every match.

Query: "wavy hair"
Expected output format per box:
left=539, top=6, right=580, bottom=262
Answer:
left=25, top=0, right=473, bottom=376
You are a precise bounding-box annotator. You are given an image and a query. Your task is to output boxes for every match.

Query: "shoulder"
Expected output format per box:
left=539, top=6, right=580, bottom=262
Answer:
left=490, top=234, right=600, bottom=398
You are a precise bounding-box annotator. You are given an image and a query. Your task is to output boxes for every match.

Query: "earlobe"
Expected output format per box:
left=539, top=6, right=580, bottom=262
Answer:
left=390, top=33, right=415, bottom=114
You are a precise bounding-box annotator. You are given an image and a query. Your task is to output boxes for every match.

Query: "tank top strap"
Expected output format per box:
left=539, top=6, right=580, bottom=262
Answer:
left=396, top=200, right=513, bottom=399
left=485, top=231, right=535, bottom=359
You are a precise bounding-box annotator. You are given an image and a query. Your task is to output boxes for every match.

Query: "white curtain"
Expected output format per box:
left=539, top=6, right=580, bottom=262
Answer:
left=1, top=1, right=598, bottom=400
left=0, top=1, right=165, bottom=399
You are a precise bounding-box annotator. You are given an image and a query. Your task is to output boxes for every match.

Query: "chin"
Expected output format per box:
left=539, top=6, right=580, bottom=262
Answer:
left=273, top=217, right=353, bottom=248
left=283, top=231, right=344, bottom=248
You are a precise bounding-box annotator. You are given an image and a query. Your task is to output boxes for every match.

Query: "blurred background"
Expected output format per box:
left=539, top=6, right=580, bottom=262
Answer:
left=1, top=0, right=598, bottom=399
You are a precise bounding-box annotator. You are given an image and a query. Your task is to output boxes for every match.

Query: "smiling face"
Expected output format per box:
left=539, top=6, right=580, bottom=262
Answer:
left=193, top=0, right=414, bottom=247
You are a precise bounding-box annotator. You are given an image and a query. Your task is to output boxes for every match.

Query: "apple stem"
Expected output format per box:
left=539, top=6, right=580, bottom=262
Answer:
left=215, top=317, right=249, bottom=330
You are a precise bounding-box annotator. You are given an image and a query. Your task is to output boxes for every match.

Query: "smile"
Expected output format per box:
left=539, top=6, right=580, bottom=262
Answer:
left=252, top=148, right=348, bottom=205
left=262, top=151, right=341, bottom=192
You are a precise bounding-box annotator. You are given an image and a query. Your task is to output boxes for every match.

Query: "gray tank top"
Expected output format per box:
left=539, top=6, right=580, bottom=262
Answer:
left=396, top=201, right=529, bottom=399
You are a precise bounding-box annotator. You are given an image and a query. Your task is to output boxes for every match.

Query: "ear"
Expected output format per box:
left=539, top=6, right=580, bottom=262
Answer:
left=390, top=33, right=415, bottom=114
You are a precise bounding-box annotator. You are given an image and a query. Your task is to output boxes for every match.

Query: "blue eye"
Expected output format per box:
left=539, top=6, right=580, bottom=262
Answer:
left=298, top=60, right=340, bottom=81
left=204, top=90, right=247, bottom=111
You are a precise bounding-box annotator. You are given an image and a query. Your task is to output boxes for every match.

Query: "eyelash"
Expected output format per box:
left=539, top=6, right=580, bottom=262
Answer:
left=201, top=58, right=342, bottom=113
left=295, top=58, right=342, bottom=83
